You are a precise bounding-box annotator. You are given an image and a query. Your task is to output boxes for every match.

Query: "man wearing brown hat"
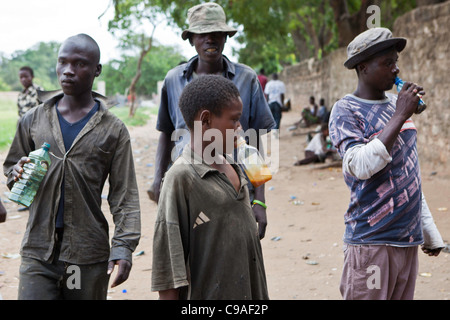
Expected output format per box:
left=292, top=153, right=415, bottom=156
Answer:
left=150, top=2, right=275, bottom=238
left=329, top=27, right=444, bottom=300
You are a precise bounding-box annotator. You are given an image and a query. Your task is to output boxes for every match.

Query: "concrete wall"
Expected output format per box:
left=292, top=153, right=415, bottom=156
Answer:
left=280, top=1, right=450, bottom=172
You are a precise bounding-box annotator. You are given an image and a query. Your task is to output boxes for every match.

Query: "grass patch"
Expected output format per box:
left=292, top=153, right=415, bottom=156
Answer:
left=0, top=95, right=19, bottom=152
left=109, top=106, right=153, bottom=127
left=0, top=93, right=154, bottom=152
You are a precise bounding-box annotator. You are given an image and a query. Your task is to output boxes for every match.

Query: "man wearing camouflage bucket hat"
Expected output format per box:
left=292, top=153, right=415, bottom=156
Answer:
left=181, top=2, right=237, bottom=40
left=328, top=27, right=444, bottom=300
left=149, top=3, right=275, bottom=231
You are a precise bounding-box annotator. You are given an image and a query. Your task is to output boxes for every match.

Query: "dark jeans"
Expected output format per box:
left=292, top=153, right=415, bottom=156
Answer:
left=269, top=102, right=282, bottom=129
left=18, top=235, right=110, bottom=300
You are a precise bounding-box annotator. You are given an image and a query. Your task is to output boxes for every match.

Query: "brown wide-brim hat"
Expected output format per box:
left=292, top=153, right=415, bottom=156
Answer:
left=181, top=2, right=237, bottom=40
left=344, top=27, right=407, bottom=69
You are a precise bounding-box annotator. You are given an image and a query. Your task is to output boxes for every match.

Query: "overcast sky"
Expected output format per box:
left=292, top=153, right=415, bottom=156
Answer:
left=0, top=0, right=238, bottom=63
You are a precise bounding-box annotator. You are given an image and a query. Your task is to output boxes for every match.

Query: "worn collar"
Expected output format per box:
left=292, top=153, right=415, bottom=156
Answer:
left=38, top=89, right=112, bottom=109
left=181, top=145, right=218, bottom=178
left=181, top=55, right=236, bottom=80
left=181, top=145, right=246, bottom=185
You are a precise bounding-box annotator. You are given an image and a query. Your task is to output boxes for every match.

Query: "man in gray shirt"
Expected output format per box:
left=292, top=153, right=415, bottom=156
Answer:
left=150, top=2, right=275, bottom=239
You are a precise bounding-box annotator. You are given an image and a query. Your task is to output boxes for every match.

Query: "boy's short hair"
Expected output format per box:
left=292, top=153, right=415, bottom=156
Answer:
left=179, top=75, right=240, bottom=129
left=19, top=66, right=34, bottom=77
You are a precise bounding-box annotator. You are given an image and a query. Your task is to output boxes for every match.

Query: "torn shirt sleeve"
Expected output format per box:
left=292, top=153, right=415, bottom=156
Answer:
left=421, top=193, right=445, bottom=250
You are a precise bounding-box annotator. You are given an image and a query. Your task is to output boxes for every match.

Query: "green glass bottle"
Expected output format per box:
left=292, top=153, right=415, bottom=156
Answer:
left=8, top=142, right=51, bottom=207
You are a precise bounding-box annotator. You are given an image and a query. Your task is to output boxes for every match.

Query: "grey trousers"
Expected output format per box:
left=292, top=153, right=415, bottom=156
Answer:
left=340, top=244, right=418, bottom=300
left=18, top=238, right=110, bottom=300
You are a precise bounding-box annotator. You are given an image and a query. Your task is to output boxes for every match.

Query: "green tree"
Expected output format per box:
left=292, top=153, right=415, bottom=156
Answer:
left=111, top=0, right=337, bottom=71
left=225, top=0, right=337, bottom=63
left=109, top=0, right=421, bottom=75
left=0, top=70, right=11, bottom=91
left=99, top=43, right=186, bottom=97
left=108, top=0, right=168, bottom=117
left=330, top=0, right=416, bottom=48
left=0, top=42, right=60, bottom=91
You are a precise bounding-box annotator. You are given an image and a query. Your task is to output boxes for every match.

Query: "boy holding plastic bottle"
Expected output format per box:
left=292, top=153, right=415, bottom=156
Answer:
left=151, top=75, right=269, bottom=300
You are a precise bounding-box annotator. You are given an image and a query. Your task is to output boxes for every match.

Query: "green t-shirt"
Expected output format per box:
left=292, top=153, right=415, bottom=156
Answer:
left=151, top=146, right=269, bottom=300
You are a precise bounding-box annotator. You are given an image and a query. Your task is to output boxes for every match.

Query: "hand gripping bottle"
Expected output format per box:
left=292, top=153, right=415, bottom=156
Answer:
left=8, top=142, right=51, bottom=207
left=394, top=76, right=427, bottom=114
left=236, top=136, right=272, bottom=187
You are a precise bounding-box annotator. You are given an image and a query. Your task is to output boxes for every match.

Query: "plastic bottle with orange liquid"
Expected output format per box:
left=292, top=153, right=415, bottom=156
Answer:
left=236, top=136, right=272, bottom=187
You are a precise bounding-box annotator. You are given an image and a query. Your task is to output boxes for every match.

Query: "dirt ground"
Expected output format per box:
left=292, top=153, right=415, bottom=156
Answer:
left=0, top=111, right=449, bottom=300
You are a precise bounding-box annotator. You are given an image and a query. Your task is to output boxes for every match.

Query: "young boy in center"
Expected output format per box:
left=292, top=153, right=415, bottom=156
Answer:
left=151, top=75, right=269, bottom=300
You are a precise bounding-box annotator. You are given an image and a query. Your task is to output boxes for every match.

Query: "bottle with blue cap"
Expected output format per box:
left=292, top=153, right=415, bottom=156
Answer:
left=8, top=142, right=51, bottom=207
left=394, top=77, right=427, bottom=114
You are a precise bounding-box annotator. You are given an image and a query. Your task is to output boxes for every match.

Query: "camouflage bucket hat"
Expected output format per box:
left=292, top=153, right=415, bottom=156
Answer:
left=181, top=2, right=237, bottom=40
left=344, top=27, right=407, bottom=69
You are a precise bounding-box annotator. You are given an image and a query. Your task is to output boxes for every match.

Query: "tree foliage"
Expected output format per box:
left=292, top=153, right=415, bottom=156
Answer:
left=0, top=0, right=426, bottom=99
left=330, top=0, right=417, bottom=47
left=0, top=42, right=60, bottom=91
left=0, top=38, right=185, bottom=101
left=110, top=0, right=421, bottom=75
left=108, top=0, right=171, bottom=116
left=223, top=0, right=337, bottom=71
left=99, top=43, right=185, bottom=97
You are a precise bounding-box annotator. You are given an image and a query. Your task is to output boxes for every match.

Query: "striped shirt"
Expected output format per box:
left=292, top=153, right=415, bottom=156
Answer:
left=329, top=93, right=423, bottom=246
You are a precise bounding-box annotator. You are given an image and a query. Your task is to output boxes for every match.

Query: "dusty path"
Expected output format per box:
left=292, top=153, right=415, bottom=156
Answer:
left=0, top=112, right=449, bottom=300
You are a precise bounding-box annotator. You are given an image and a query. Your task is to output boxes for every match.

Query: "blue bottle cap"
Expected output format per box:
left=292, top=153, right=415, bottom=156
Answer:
left=42, top=142, right=50, bottom=150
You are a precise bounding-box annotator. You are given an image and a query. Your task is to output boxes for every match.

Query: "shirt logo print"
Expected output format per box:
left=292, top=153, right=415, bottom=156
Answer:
left=193, top=211, right=210, bottom=229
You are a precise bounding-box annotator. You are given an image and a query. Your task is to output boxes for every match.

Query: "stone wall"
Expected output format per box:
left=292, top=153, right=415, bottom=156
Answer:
left=393, top=1, right=450, bottom=170
left=280, top=1, right=450, bottom=171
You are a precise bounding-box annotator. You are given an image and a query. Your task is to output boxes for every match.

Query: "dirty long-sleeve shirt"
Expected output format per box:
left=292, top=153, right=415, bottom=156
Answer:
left=3, top=92, right=141, bottom=264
